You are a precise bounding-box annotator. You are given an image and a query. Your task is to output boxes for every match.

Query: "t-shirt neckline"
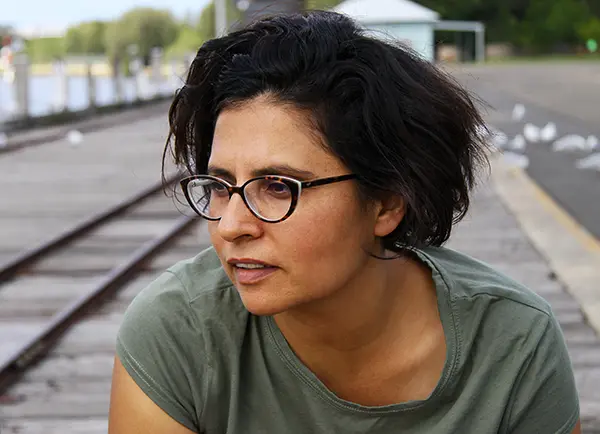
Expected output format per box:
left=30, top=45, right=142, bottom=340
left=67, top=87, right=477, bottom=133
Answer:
left=263, top=247, right=460, bottom=414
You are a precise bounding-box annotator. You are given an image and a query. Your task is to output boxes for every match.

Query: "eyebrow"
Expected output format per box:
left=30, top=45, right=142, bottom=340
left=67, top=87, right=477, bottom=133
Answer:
left=207, top=164, right=317, bottom=182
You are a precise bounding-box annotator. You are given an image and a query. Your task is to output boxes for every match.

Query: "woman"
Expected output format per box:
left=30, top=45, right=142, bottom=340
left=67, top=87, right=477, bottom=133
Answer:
left=109, top=10, right=580, bottom=434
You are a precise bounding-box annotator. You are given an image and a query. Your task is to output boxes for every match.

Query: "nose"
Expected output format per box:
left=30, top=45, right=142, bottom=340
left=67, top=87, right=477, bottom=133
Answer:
left=216, top=193, right=262, bottom=242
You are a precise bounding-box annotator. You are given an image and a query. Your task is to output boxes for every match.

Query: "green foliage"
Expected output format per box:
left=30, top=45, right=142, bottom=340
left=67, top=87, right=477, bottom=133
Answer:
left=104, top=7, right=179, bottom=63
left=514, top=0, right=589, bottom=51
left=103, top=20, right=128, bottom=64
left=25, top=37, right=65, bottom=62
left=197, top=3, right=216, bottom=41
left=578, top=17, right=600, bottom=44
left=165, top=25, right=204, bottom=58
left=420, top=0, right=595, bottom=52
left=65, top=21, right=106, bottom=54
left=196, top=1, right=243, bottom=40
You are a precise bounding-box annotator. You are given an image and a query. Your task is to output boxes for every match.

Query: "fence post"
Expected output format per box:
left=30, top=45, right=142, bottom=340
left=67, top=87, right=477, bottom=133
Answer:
left=111, top=59, right=123, bottom=105
left=87, top=62, right=96, bottom=110
left=151, top=47, right=163, bottom=97
left=13, top=53, right=29, bottom=118
left=128, top=45, right=142, bottom=102
left=53, top=59, right=69, bottom=113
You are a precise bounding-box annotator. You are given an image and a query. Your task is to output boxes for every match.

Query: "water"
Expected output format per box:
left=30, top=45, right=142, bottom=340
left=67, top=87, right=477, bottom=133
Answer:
left=0, top=73, right=184, bottom=121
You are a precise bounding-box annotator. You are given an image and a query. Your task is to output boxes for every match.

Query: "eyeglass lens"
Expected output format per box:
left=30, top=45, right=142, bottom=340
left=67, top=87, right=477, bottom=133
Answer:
left=187, top=177, right=294, bottom=221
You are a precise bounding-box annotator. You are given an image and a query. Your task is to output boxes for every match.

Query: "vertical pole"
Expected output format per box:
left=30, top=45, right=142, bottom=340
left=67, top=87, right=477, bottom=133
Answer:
left=54, top=59, right=69, bottom=112
left=132, top=60, right=142, bottom=101
left=87, top=62, right=96, bottom=109
left=215, top=0, right=228, bottom=37
left=151, top=47, right=163, bottom=97
left=127, top=45, right=142, bottom=102
left=0, top=39, right=14, bottom=123
left=113, top=59, right=124, bottom=105
left=13, top=53, right=29, bottom=118
left=476, top=25, right=486, bottom=63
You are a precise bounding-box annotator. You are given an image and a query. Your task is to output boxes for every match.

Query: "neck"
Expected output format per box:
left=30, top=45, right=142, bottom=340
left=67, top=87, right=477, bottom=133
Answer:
left=273, top=251, right=439, bottom=374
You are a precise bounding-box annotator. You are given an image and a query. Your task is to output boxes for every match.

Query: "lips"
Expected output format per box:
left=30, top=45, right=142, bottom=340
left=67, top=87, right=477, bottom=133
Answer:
left=227, top=258, right=278, bottom=285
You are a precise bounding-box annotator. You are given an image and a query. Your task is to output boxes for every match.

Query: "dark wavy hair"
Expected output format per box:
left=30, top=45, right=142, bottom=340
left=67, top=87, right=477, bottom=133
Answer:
left=164, top=10, right=489, bottom=252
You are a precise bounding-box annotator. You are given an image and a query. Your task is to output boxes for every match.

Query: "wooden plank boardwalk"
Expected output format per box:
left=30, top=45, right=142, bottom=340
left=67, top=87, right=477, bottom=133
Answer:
left=0, top=220, right=210, bottom=434
left=0, top=113, right=174, bottom=266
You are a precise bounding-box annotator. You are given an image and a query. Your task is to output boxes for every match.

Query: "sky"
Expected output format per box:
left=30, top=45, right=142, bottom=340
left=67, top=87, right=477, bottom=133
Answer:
left=2, top=0, right=212, bottom=34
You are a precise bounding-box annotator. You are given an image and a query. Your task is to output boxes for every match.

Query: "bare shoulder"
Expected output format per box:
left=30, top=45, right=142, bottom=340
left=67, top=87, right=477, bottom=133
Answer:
left=108, top=357, right=197, bottom=434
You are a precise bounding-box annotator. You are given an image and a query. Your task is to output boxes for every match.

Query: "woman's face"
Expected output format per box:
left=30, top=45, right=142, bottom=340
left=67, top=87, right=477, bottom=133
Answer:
left=208, top=97, right=386, bottom=316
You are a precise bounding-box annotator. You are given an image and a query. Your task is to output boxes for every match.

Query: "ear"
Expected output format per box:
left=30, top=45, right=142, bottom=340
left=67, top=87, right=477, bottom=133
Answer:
left=373, top=194, right=405, bottom=238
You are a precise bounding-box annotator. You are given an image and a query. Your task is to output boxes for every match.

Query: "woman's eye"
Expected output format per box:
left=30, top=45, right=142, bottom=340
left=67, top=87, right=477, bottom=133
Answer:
left=263, top=181, right=291, bottom=198
left=267, top=182, right=287, bottom=193
left=211, top=183, right=228, bottom=195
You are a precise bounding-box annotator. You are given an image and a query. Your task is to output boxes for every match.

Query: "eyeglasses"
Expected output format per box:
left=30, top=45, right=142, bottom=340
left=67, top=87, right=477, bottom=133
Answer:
left=180, top=173, right=357, bottom=223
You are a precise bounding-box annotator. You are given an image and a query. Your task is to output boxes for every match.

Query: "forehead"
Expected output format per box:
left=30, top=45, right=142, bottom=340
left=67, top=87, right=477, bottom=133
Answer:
left=209, top=98, right=344, bottom=178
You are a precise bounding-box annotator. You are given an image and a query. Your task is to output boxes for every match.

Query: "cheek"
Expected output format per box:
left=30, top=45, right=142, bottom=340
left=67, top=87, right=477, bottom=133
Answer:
left=280, top=193, right=373, bottom=276
left=207, top=223, right=229, bottom=268
left=207, top=222, right=220, bottom=247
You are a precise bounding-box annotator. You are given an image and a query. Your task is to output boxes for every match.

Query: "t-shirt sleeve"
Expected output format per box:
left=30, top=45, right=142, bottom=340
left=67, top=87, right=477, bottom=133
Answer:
left=506, top=313, right=580, bottom=434
left=115, top=270, right=207, bottom=432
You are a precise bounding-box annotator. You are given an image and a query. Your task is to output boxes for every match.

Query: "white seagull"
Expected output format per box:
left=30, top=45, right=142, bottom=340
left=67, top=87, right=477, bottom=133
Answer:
left=552, top=135, right=598, bottom=152
left=66, top=130, right=84, bottom=147
left=523, top=123, right=540, bottom=143
left=539, top=122, right=557, bottom=142
left=512, top=104, right=526, bottom=122
left=575, top=153, right=600, bottom=171
left=508, top=134, right=527, bottom=151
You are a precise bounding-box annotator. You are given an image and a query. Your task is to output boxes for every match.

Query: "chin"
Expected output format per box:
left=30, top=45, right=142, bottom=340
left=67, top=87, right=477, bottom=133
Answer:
left=236, top=291, right=293, bottom=316
left=234, top=283, right=304, bottom=317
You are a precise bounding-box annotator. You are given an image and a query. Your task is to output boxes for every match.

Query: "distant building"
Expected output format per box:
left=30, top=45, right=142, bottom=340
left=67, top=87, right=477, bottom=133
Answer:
left=333, top=0, right=438, bottom=61
left=333, top=0, right=485, bottom=62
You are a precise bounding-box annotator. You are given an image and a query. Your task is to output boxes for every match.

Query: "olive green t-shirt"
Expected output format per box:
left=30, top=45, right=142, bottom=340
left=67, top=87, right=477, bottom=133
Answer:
left=115, top=246, right=579, bottom=433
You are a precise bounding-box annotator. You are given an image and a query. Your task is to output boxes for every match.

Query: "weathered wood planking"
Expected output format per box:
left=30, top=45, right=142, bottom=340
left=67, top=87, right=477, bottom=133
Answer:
left=0, top=115, right=172, bottom=258
left=1, top=418, right=109, bottom=434
left=1, top=222, right=210, bottom=433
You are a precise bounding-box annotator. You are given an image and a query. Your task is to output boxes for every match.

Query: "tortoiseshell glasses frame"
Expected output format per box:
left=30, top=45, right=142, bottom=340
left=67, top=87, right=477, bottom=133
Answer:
left=180, top=173, right=357, bottom=223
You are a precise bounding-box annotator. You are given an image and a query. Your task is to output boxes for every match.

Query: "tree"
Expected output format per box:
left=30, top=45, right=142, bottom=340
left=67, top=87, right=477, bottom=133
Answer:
left=165, top=24, right=204, bottom=58
left=105, top=7, right=179, bottom=64
left=24, top=37, right=65, bottom=62
left=81, top=21, right=107, bottom=54
left=577, top=17, right=600, bottom=45
left=197, top=3, right=216, bottom=41
left=104, top=20, right=128, bottom=65
left=516, top=0, right=590, bottom=51
left=196, top=1, right=244, bottom=39
left=64, top=27, right=84, bottom=53
left=65, top=21, right=107, bottom=54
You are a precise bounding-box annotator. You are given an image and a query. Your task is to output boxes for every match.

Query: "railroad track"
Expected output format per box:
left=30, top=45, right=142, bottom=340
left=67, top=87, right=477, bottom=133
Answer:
left=0, top=177, right=206, bottom=433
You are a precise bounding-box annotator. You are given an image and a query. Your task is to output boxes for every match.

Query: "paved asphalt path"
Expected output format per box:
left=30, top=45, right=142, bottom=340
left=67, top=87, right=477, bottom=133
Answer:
left=449, top=63, right=600, bottom=241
